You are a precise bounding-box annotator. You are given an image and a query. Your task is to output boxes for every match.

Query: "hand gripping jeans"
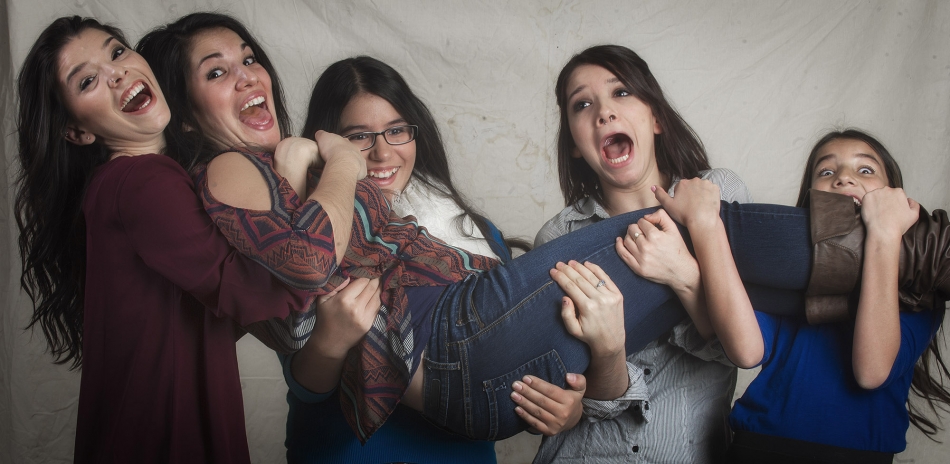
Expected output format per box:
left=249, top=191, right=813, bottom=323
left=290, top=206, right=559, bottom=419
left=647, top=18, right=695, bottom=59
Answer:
left=421, top=202, right=811, bottom=440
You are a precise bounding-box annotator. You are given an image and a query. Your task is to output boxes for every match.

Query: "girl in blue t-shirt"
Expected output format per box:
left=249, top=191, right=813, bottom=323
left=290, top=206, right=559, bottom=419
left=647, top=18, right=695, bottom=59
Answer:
left=657, top=129, right=950, bottom=463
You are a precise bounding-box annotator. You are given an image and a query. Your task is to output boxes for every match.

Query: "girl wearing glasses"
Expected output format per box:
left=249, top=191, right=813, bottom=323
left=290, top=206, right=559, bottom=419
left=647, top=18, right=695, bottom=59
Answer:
left=277, top=56, right=588, bottom=463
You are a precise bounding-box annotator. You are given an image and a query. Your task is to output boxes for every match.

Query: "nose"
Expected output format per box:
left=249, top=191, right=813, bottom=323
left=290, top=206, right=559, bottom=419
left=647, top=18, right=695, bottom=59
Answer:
left=832, top=170, right=856, bottom=187
left=597, top=101, right=617, bottom=126
left=234, top=66, right=260, bottom=88
left=105, top=66, right=127, bottom=88
left=367, top=134, right=391, bottom=161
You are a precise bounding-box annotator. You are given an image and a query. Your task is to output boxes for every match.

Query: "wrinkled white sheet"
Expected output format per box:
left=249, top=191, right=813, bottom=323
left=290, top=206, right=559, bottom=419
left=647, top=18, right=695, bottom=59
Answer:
left=1, top=1, right=948, bottom=463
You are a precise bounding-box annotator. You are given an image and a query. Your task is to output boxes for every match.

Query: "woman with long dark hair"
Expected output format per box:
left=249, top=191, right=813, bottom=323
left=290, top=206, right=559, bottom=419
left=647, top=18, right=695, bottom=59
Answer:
left=14, top=16, right=312, bottom=462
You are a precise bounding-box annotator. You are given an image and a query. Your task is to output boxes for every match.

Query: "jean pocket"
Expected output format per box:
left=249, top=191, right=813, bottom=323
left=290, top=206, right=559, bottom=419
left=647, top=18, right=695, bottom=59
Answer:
left=480, top=350, right=567, bottom=441
left=422, top=357, right=459, bottom=428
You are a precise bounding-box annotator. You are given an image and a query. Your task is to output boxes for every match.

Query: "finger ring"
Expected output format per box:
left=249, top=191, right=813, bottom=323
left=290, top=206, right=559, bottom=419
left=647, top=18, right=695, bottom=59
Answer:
left=633, top=232, right=641, bottom=240
left=595, top=280, right=607, bottom=288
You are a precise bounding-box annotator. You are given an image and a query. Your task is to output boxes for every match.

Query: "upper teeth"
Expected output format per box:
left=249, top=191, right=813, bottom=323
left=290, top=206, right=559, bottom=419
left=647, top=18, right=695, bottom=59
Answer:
left=120, top=83, right=145, bottom=110
left=607, top=154, right=629, bottom=164
left=242, top=96, right=265, bottom=111
left=369, top=168, right=398, bottom=179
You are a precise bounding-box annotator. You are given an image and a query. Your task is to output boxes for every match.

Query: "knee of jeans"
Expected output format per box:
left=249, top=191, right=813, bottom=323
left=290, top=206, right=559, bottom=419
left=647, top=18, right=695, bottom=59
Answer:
left=477, top=350, right=567, bottom=441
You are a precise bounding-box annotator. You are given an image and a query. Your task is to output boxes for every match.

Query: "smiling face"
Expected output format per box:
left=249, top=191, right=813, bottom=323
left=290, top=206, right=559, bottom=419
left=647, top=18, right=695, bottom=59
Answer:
left=565, top=64, right=663, bottom=195
left=339, top=93, right=416, bottom=198
left=186, top=27, right=280, bottom=151
left=57, top=27, right=169, bottom=154
left=810, top=138, right=890, bottom=204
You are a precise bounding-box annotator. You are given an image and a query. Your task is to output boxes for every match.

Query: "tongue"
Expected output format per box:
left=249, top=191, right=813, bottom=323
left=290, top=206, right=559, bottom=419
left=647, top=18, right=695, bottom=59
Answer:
left=605, top=138, right=630, bottom=158
left=239, top=106, right=272, bottom=126
left=122, top=93, right=150, bottom=112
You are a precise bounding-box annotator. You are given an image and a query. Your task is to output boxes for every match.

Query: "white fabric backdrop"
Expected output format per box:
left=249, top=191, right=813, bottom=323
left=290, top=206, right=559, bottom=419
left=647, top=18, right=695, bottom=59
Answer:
left=2, top=1, right=948, bottom=463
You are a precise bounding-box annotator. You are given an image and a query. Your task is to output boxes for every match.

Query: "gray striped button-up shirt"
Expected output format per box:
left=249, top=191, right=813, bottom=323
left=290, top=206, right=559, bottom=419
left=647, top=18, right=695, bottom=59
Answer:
left=533, top=168, right=752, bottom=464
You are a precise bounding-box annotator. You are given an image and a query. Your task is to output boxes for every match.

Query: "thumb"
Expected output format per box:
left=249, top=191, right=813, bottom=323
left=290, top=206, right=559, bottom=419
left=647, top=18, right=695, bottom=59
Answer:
left=565, top=372, right=587, bottom=392
left=653, top=185, right=673, bottom=208
left=560, top=297, right=583, bottom=339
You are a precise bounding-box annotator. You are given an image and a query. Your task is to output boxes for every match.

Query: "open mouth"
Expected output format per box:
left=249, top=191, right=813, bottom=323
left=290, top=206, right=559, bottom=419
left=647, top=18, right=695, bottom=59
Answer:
left=368, top=167, right=399, bottom=180
left=239, top=95, right=273, bottom=128
left=602, top=133, right=632, bottom=164
left=120, top=82, right=152, bottom=112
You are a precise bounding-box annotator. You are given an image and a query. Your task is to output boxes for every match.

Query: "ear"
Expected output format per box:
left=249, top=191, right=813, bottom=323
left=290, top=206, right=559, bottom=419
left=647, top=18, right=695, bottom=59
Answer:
left=653, top=117, right=663, bottom=135
left=182, top=121, right=195, bottom=133
left=571, top=146, right=582, bottom=159
left=64, top=126, right=96, bottom=146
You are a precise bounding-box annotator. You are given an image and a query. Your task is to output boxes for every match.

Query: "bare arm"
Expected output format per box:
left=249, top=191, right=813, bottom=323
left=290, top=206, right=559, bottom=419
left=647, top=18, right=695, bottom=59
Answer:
left=655, top=180, right=763, bottom=368
left=551, top=261, right=628, bottom=400
left=852, top=188, right=920, bottom=389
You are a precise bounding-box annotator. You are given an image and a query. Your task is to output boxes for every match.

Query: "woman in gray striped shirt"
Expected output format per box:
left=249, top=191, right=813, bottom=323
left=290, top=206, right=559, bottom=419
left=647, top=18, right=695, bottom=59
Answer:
left=522, top=44, right=745, bottom=463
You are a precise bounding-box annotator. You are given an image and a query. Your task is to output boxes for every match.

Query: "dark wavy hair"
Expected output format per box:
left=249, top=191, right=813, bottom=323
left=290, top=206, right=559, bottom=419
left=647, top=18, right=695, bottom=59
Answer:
left=798, top=128, right=950, bottom=436
left=136, top=12, right=291, bottom=170
left=301, top=56, right=529, bottom=253
left=554, top=45, right=711, bottom=210
left=14, top=16, right=126, bottom=368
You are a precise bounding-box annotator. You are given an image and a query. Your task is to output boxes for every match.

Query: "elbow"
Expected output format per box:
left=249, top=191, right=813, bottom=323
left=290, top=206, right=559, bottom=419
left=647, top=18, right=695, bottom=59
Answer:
left=853, top=367, right=888, bottom=390
left=728, top=343, right=764, bottom=369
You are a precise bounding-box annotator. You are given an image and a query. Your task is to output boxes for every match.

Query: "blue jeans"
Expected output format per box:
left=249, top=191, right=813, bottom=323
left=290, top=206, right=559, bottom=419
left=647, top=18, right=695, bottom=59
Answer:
left=421, top=202, right=811, bottom=440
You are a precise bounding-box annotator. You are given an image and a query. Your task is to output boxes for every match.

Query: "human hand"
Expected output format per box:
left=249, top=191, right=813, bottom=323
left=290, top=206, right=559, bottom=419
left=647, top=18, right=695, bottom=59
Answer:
left=274, top=136, right=320, bottom=167
left=654, top=178, right=721, bottom=231
left=860, top=187, right=919, bottom=241
left=310, top=277, right=381, bottom=359
left=551, top=261, right=624, bottom=358
left=511, top=373, right=586, bottom=436
left=615, top=209, right=700, bottom=292
left=314, top=130, right=366, bottom=179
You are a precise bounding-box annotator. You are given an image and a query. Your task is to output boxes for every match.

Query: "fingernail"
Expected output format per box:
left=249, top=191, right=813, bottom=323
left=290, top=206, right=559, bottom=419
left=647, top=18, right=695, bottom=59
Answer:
left=515, top=406, right=524, bottom=415
left=563, top=298, right=570, bottom=306
left=567, top=373, right=576, bottom=382
left=523, top=376, right=533, bottom=384
left=512, top=381, right=522, bottom=391
left=511, top=392, right=522, bottom=401
left=651, top=185, right=657, bottom=192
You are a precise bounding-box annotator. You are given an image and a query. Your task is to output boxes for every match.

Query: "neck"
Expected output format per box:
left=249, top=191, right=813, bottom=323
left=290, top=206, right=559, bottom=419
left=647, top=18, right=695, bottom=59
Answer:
left=601, top=171, right=671, bottom=217
left=107, top=136, right=166, bottom=159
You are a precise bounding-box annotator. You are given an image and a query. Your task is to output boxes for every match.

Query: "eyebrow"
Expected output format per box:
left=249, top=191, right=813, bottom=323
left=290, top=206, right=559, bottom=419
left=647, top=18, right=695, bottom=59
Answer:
left=566, top=76, right=621, bottom=101
left=65, top=36, right=116, bottom=85
left=196, top=42, right=251, bottom=68
left=814, top=152, right=882, bottom=168
left=339, top=117, right=407, bottom=134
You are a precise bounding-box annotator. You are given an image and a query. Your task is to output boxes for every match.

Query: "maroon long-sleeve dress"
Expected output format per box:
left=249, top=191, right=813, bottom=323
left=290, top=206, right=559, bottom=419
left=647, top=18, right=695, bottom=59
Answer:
left=74, top=154, right=312, bottom=463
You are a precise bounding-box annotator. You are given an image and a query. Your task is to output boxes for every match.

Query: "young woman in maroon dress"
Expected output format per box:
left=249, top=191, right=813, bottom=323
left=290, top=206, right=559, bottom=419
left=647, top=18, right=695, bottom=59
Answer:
left=14, top=17, right=316, bottom=463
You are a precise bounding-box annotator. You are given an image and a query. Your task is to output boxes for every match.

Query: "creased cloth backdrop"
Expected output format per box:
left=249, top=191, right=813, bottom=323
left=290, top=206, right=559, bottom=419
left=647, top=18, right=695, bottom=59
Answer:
left=1, top=1, right=949, bottom=463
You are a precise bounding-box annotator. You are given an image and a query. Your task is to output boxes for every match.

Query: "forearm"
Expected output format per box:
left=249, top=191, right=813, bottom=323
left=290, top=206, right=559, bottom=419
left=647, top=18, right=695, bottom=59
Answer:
left=852, top=232, right=901, bottom=389
left=290, top=336, right=348, bottom=394
left=583, top=349, right=628, bottom=400
left=689, top=218, right=763, bottom=368
left=310, top=156, right=364, bottom=266
left=668, top=267, right=714, bottom=340
left=273, top=139, right=315, bottom=198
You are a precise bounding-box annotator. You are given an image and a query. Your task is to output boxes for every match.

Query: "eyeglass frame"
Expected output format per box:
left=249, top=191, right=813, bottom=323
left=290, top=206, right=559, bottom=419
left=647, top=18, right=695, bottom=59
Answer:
left=342, top=125, right=418, bottom=151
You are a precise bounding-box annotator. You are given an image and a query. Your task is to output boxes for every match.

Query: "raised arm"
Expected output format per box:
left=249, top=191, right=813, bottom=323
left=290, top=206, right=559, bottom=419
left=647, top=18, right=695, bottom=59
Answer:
left=852, top=187, right=920, bottom=388
left=655, top=179, right=763, bottom=368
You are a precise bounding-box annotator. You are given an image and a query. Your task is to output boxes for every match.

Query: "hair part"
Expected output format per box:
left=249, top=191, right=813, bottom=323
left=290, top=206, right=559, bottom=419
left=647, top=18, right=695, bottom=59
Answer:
left=301, top=56, right=529, bottom=253
left=795, top=128, right=904, bottom=207
left=14, top=16, right=126, bottom=368
left=136, top=12, right=292, bottom=170
left=553, top=44, right=711, bottom=210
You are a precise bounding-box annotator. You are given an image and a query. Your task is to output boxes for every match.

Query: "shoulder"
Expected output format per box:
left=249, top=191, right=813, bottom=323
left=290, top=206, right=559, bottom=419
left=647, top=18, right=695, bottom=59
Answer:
left=699, top=168, right=753, bottom=203
left=204, top=150, right=273, bottom=210
left=107, top=154, right=191, bottom=190
left=535, top=198, right=603, bottom=246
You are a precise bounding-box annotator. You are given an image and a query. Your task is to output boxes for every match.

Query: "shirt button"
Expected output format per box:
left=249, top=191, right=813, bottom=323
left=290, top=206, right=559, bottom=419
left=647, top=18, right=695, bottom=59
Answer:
left=644, top=369, right=652, bottom=375
left=632, top=445, right=640, bottom=452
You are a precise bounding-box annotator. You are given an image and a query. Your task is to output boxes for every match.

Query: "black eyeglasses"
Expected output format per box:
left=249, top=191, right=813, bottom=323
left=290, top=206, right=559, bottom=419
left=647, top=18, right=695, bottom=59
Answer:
left=343, top=125, right=418, bottom=151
